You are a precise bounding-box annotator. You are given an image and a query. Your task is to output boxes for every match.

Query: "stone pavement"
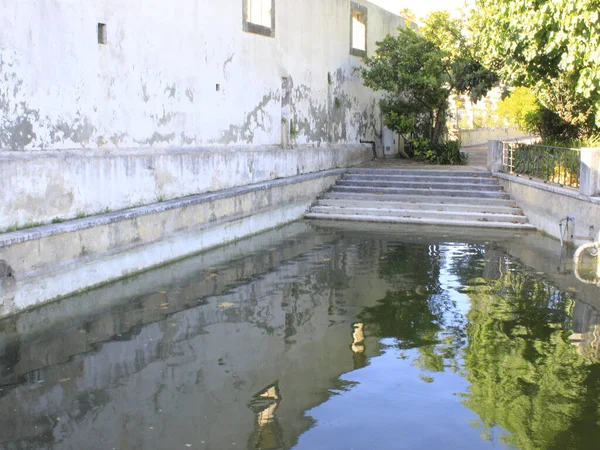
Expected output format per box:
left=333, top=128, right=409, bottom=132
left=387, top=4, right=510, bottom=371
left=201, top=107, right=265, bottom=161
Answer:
left=356, top=144, right=488, bottom=172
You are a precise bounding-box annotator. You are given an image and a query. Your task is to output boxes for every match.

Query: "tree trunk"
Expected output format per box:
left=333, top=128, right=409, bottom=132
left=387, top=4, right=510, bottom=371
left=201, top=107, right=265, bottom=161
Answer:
left=432, top=108, right=446, bottom=145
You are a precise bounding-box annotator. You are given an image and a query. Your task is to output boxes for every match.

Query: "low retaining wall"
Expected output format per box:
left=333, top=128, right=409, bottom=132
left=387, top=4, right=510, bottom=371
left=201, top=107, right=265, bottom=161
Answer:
left=0, top=170, right=343, bottom=318
left=0, top=221, right=337, bottom=353
left=459, top=127, right=532, bottom=147
left=0, top=145, right=371, bottom=230
left=496, top=173, right=600, bottom=243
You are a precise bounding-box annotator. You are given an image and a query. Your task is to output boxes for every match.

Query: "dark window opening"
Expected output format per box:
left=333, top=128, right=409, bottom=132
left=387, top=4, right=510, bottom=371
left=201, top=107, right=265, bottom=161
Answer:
left=98, top=23, right=107, bottom=45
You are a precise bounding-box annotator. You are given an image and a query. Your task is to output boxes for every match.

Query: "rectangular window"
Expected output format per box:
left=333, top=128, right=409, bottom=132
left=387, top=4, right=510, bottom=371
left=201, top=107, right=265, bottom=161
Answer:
left=98, top=23, right=107, bottom=45
left=243, top=0, right=275, bottom=37
left=350, top=3, right=367, bottom=57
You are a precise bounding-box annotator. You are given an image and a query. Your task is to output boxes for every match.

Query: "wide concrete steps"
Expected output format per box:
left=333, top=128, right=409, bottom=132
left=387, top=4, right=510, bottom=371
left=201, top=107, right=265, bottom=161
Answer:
left=305, top=169, right=536, bottom=230
left=336, top=180, right=504, bottom=191
left=322, top=191, right=517, bottom=207
left=331, top=185, right=510, bottom=199
left=309, top=206, right=529, bottom=224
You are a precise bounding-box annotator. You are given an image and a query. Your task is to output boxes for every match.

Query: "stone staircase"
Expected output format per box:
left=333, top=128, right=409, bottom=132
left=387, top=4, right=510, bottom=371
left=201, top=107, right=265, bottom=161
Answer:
left=462, top=145, right=488, bottom=168
left=305, top=168, right=536, bottom=230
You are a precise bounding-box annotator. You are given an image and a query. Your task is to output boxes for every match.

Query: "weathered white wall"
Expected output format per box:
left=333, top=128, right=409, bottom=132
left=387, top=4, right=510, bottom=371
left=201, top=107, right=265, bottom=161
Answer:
left=0, top=145, right=370, bottom=229
left=0, top=0, right=405, bottom=151
left=0, top=0, right=404, bottom=229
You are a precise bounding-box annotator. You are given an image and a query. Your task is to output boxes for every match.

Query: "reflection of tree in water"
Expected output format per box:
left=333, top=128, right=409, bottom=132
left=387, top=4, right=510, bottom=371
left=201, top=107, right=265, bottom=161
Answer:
left=359, top=244, right=465, bottom=374
left=378, top=243, right=442, bottom=291
left=359, top=241, right=600, bottom=448
left=461, top=267, right=600, bottom=449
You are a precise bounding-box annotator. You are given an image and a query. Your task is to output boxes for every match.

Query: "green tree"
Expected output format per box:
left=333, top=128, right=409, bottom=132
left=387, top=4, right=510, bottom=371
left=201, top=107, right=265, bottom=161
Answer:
left=470, top=0, right=600, bottom=136
left=422, top=11, right=498, bottom=103
left=399, top=8, right=417, bottom=28
left=496, top=87, right=540, bottom=132
left=361, top=13, right=496, bottom=145
left=361, top=27, right=450, bottom=144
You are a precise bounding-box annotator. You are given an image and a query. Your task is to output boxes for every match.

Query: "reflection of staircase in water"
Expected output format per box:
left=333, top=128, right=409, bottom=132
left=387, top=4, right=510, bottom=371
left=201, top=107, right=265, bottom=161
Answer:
left=306, top=169, right=536, bottom=230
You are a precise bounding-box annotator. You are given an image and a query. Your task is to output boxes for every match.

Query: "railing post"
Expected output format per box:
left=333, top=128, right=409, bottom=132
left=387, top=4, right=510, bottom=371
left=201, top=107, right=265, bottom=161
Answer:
left=579, top=148, right=600, bottom=197
left=487, top=140, right=503, bottom=173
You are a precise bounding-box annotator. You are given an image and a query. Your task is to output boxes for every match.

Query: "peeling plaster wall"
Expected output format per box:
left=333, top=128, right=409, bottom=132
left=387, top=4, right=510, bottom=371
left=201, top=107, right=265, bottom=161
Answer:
left=0, top=0, right=404, bottom=228
left=0, top=0, right=403, bottom=151
left=0, top=146, right=369, bottom=229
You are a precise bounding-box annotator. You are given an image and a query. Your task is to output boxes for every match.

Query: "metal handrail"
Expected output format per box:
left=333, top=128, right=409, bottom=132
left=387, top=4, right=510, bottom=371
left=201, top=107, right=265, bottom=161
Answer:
left=501, top=142, right=581, bottom=188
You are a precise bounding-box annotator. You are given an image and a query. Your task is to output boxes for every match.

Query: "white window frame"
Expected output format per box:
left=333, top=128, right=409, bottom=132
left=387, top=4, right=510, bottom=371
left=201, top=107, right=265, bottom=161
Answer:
left=243, top=0, right=275, bottom=37
left=350, top=3, right=367, bottom=56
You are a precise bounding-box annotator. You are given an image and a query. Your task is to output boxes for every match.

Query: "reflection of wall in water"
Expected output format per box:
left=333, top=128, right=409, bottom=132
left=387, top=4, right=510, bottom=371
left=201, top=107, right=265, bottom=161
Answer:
left=0, top=234, right=398, bottom=449
left=570, top=301, right=600, bottom=358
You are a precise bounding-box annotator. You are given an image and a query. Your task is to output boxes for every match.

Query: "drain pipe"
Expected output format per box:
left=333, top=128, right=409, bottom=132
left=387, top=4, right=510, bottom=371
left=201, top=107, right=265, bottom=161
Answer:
left=573, top=231, right=600, bottom=286
left=559, top=216, right=575, bottom=247
left=360, top=140, right=377, bottom=160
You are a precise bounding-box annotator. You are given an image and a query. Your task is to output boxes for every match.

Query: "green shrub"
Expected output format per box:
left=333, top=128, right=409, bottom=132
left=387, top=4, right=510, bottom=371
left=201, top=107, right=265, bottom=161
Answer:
left=410, top=139, right=467, bottom=165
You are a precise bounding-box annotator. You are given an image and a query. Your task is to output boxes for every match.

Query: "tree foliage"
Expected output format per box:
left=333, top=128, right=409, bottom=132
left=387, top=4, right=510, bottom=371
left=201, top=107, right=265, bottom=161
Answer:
left=361, top=13, right=496, bottom=146
left=470, top=0, right=600, bottom=136
left=422, top=11, right=498, bottom=103
left=496, top=87, right=540, bottom=132
left=361, top=27, right=450, bottom=144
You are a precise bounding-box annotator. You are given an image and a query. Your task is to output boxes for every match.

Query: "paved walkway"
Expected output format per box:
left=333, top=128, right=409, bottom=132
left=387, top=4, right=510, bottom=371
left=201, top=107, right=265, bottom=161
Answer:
left=462, top=144, right=488, bottom=171
left=359, top=144, right=488, bottom=172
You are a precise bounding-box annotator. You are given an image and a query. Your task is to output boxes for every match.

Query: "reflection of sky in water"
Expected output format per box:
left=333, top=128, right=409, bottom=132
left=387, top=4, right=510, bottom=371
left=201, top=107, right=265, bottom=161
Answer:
left=295, top=345, right=511, bottom=450
left=441, top=243, right=477, bottom=317
left=295, top=244, right=512, bottom=450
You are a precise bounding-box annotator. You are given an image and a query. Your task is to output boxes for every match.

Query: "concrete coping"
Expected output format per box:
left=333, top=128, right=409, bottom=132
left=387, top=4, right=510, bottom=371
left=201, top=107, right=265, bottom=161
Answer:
left=494, top=172, right=600, bottom=205
left=0, top=168, right=345, bottom=249
left=0, top=144, right=367, bottom=161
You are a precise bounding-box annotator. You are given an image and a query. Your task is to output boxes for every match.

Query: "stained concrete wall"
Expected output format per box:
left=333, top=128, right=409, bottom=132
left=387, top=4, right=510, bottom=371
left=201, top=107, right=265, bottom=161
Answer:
left=0, top=0, right=404, bottom=151
left=0, top=145, right=369, bottom=229
left=0, top=171, right=343, bottom=317
left=0, top=0, right=404, bottom=229
left=496, top=174, right=600, bottom=244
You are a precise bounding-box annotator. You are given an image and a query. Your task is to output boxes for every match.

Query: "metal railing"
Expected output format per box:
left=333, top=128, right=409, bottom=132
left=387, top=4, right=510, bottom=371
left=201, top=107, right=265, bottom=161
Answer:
left=501, top=142, right=581, bottom=188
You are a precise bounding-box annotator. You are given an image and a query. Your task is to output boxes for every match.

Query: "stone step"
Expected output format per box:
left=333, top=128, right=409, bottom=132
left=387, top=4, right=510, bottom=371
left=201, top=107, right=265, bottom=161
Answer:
left=316, top=198, right=522, bottom=215
left=336, top=180, right=504, bottom=191
left=343, top=174, right=498, bottom=184
left=331, top=185, right=511, bottom=199
left=346, top=169, right=493, bottom=177
left=304, top=212, right=537, bottom=230
left=309, top=205, right=530, bottom=224
left=322, top=191, right=517, bottom=206
left=306, top=168, right=533, bottom=230
left=468, top=159, right=487, bottom=166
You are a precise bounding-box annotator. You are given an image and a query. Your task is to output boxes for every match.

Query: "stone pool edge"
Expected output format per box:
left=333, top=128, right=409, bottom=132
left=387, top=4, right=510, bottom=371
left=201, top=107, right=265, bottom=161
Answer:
left=0, top=170, right=343, bottom=318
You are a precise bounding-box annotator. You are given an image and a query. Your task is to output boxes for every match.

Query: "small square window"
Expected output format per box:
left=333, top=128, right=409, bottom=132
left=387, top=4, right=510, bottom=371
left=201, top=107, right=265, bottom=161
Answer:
left=243, top=0, right=275, bottom=37
left=350, top=3, right=367, bottom=57
left=98, top=23, right=107, bottom=45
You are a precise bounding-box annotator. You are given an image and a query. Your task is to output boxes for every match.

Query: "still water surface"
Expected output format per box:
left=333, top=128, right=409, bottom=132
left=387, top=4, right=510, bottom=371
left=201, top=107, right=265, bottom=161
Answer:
left=1, top=222, right=599, bottom=449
